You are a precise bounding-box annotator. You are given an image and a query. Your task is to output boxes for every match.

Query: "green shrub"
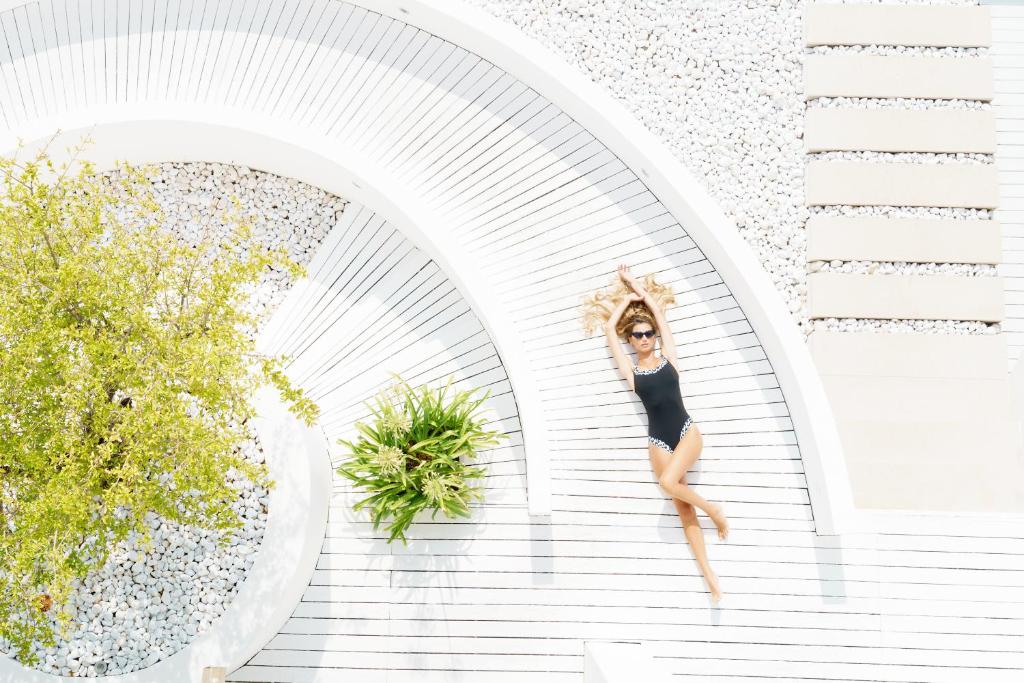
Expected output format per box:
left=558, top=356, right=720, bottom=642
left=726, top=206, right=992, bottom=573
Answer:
left=0, top=140, right=319, bottom=663
left=336, top=374, right=506, bottom=544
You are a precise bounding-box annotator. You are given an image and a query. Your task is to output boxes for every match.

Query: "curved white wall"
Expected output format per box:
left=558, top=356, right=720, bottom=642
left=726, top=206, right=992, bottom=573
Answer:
left=366, top=0, right=856, bottom=534
left=0, top=0, right=854, bottom=537
left=2, top=111, right=551, bottom=517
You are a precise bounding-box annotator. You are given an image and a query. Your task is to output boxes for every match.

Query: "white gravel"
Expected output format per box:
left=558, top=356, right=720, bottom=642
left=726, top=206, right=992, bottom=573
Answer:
left=808, top=44, right=988, bottom=57
left=814, top=261, right=997, bottom=276
left=463, top=0, right=995, bottom=339
left=808, top=151, right=993, bottom=165
left=806, top=96, right=990, bottom=110
left=0, top=162, right=341, bottom=676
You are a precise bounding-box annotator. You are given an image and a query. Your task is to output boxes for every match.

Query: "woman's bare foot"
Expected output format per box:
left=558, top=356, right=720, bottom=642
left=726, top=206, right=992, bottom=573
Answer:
left=704, top=568, right=723, bottom=604
left=706, top=502, right=729, bottom=540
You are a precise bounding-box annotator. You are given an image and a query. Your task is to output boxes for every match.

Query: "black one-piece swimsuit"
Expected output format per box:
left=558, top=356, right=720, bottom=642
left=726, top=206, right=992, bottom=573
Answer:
left=633, top=356, right=694, bottom=454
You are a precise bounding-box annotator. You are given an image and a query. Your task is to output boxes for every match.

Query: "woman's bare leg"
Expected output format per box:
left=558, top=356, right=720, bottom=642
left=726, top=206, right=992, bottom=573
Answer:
left=650, top=444, right=723, bottom=603
left=657, top=427, right=729, bottom=540
left=675, top=497, right=722, bottom=602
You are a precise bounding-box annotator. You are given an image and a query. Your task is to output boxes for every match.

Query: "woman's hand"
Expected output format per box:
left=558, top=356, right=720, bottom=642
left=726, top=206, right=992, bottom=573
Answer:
left=617, top=263, right=640, bottom=289
left=618, top=264, right=647, bottom=297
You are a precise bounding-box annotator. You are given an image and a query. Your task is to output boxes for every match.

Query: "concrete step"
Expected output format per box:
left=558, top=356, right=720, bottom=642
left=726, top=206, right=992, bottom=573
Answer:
left=805, top=160, right=1000, bottom=209
left=806, top=215, right=1001, bottom=265
left=804, top=4, right=991, bottom=48
left=805, top=54, right=993, bottom=101
left=807, top=272, right=1005, bottom=322
left=820, top=375, right=1015, bottom=421
left=804, top=108, right=997, bottom=154
left=808, top=330, right=1008, bottom=378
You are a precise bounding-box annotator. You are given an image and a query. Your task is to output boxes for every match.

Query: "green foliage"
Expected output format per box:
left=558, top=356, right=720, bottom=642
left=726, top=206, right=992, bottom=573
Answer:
left=336, top=373, right=507, bottom=545
left=0, top=139, right=319, bottom=663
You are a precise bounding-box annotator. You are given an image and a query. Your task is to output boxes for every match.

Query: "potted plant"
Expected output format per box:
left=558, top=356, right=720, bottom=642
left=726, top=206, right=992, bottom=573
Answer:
left=336, top=374, right=507, bottom=544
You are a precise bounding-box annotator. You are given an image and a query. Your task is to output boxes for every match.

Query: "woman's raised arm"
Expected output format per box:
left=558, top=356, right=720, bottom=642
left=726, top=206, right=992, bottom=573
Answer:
left=618, top=264, right=680, bottom=371
left=642, top=290, right=679, bottom=370
left=604, top=295, right=638, bottom=391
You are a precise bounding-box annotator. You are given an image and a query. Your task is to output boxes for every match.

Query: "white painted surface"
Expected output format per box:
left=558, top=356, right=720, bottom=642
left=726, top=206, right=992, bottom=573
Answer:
left=337, top=0, right=856, bottom=538
left=255, top=198, right=528, bottom=505
left=582, top=642, right=673, bottom=683
left=994, top=5, right=1024, bottom=368
left=1011, top=355, right=1024, bottom=421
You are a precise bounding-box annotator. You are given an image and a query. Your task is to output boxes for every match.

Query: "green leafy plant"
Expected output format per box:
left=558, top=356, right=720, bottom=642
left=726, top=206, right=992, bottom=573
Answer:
left=336, top=373, right=506, bottom=545
left=0, top=138, right=319, bottom=663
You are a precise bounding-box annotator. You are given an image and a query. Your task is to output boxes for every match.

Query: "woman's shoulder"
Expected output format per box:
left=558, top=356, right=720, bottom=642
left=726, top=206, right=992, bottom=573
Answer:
left=662, top=354, right=681, bottom=373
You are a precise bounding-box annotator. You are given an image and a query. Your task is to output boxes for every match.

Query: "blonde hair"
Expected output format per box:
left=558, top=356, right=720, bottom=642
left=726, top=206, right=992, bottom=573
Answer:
left=580, top=272, right=676, bottom=340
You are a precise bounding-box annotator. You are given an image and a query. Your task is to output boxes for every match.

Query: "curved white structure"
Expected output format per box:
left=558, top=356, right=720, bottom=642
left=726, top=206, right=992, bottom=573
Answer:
left=381, top=0, right=856, bottom=534
left=7, top=113, right=549, bottom=516
left=0, top=0, right=854, bottom=534
left=0, top=387, right=331, bottom=683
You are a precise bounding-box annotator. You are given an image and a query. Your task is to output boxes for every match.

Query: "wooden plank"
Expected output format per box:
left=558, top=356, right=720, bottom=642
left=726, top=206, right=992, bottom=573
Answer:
left=995, top=13, right=1024, bottom=378
left=278, top=614, right=1024, bottom=650
left=430, top=105, right=574, bottom=203
left=370, top=47, right=485, bottom=162
left=441, top=123, right=594, bottom=225
left=318, top=18, right=411, bottom=133
left=286, top=2, right=360, bottom=126
left=337, top=26, right=435, bottom=139
left=0, top=9, right=37, bottom=120
left=248, top=649, right=580, bottom=672
left=23, top=1, right=58, bottom=115
left=247, top=0, right=327, bottom=114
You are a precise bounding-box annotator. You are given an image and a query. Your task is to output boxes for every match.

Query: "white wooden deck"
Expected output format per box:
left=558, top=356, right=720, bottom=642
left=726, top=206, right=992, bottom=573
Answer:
left=257, top=200, right=528, bottom=508
left=995, top=5, right=1024, bottom=371
left=0, top=1, right=1021, bottom=681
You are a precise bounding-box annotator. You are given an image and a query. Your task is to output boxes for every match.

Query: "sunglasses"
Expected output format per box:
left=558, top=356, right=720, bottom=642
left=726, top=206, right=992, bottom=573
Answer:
left=631, top=330, right=656, bottom=339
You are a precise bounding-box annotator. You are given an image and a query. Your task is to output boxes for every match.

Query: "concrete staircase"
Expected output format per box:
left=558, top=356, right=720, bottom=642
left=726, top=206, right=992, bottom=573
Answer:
left=803, top=3, right=1024, bottom=512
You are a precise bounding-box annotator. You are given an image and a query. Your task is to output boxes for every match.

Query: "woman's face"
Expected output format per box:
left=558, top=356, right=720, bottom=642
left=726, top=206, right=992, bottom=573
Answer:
left=628, top=322, right=657, bottom=353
